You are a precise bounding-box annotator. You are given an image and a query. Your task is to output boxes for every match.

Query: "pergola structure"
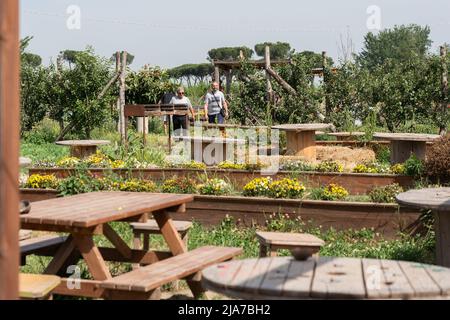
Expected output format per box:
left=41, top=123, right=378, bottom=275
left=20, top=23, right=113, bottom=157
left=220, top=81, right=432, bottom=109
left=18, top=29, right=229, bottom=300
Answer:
left=0, top=0, right=20, bottom=299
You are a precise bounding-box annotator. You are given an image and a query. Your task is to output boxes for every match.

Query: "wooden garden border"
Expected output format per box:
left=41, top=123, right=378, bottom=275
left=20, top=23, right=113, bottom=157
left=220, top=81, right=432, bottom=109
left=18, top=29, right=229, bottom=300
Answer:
left=28, top=168, right=415, bottom=194
left=20, top=189, right=420, bottom=239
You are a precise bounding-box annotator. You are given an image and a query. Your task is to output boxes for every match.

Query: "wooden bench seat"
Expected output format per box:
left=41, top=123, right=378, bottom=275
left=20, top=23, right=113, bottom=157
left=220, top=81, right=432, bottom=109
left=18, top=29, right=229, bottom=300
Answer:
left=256, top=231, right=324, bottom=260
left=19, top=273, right=61, bottom=300
left=101, top=246, right=242, bottom=299
left=20, top=235, right=67, bottom=265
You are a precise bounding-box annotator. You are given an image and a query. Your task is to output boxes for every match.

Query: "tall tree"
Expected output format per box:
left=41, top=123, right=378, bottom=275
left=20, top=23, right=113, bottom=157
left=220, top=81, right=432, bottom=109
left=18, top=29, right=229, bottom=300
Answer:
left=357, top=24, right=432, bottom=69
left=207, top=46, right=253, bottom=61
left=254, top=42, right=291, bottom=59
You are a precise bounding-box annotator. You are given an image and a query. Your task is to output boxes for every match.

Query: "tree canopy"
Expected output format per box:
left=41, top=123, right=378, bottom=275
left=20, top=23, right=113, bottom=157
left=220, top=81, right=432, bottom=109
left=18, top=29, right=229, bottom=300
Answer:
left=254, top=42, right=291, bottom=59
left=207, top=46, right=253, bottom=61
left=357, top=24, right=432, bottom=69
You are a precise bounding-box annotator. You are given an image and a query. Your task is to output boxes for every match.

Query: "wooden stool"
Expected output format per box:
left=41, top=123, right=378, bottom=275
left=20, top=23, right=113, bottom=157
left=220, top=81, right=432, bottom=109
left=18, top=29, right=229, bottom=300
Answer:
left=19, top=273, right=61, bottom=300
left=256, top=231, right=324, bottom=260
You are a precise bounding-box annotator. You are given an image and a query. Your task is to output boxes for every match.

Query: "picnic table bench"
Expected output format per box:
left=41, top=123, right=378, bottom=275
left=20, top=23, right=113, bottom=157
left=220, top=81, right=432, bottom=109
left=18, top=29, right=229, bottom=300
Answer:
left=19, top=273, right=61, bottom=300
left=20, top=192, right=241, bottom=299
left=55, top=140, right=110, bottom=158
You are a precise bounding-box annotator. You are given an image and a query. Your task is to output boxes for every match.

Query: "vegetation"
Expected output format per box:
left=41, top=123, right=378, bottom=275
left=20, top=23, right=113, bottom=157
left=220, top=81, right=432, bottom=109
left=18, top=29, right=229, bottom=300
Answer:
left=369, top=184, right=404, bottom=203
left=424, top=134, right=450, bottom=184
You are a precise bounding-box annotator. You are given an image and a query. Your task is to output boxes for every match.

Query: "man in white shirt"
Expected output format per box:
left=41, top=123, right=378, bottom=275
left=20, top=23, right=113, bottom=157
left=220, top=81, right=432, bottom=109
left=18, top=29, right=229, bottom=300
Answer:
left=204, top=82, right=228, bottom=124
left=169, top=87, right=195, bottom=136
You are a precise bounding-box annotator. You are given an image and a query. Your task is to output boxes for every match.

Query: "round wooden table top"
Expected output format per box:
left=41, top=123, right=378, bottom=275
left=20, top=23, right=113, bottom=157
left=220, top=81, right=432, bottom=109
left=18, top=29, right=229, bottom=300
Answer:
left=396, top=187, right=450, bottom=211
left=373, top=132, right=441, bottom=142
left=271, top=123, right=332, bottom=132
left=202, top=256, right=450, bottom=299
left=55, top=140, right=110, bottom=147
left=175, top=136, right=246, bottom=144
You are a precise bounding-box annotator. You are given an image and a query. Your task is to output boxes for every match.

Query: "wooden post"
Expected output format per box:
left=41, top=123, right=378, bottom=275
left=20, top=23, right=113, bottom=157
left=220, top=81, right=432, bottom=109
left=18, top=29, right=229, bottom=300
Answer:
left=115, top=51, right=121, bottom=134
left=0, top=0, right=20, bottom=300
left=225, top=70, right=232, bottom=96
left=322, top=51, right=330, bottom=117
left=214, top=65, right=220, bottom=84
left=265, top=46, right=273, bottom=102
left=119, top=51, right=127, bottom=144
left=440, top=45, right=448, bottom=136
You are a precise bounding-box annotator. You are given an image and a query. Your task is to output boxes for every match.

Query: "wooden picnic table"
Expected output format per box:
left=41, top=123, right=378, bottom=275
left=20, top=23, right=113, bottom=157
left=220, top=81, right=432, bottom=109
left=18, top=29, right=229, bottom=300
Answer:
left=202, top=256, right=450, bottom=299
left=55, top=140, right=110, bottom=158
left=397, top=187, right=450, bottom=267
left=20, top=191, right=194, bottom=299
left=175, top=136, right=246, bottom=166
left=271, top=124, right=332, bottom=160
left=372, top=133, right=440, bottom=164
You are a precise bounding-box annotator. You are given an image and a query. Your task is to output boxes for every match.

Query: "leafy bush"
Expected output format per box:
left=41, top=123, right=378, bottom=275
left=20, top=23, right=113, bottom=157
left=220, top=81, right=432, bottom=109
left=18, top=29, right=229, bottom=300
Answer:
left=23, top=118, right=60, bottom=144
left=424, top=134, right=450, bottom=183
left=161, top=177, right=198, bottom=194
left=311, top=184, right=349, bottom=201
left=242, top=177, right=272, bottom=197
left=24, top=174, right=59, bottom=189
left=279, top=160, right=315, bottom=172
left=404, top=154, right=424, bottom=177
left=315, top=160, right=343, bottom=173
left=352, top=161, right=390, bottom=174
left=217, top=161, right=246, bottom=170
left=267, top=178, right=306, bottom=199
left=390, top=163, right=406, bottom=175
left=112, top=179, right=156, bottom=192
left=57, top=173, right=103, bottom=196
left=166, top=160, right=207, bottom=170
left=197, top=178, right=232, bottom=196
left=56, top=156, right=81, bottom=168
left=369, top=183, right=404, bottom=203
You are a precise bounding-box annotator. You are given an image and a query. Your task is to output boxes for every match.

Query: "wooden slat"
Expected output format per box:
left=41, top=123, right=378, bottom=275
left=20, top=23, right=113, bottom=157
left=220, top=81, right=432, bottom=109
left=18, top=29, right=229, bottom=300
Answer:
left=19, top=274, right=61, bottom=299
left=259, top=257, right=291, bottom=296
left=20, top=235, right=67, bottom=255
left=131, top=220, right=192, bottom=232
left=362, top=258, right=390, bottom=299
left=230, top=259, right=259, bottom=290
left=311, top=257, right=365, bottom=299
left=398, top=261, right=441, bottom=298
left=423, top=264, right=450, bottom=296
left=101, top=246, right=242, bottom=292
left=379, top=259, right=415, bottom=298
left=256, top=231, right=324, bottom=246
left=21, top=192, right=194, bottom=228
left=283, top=258, right=315, bottom=298
left=103, top=246, right=222, bottom=291
left=243, top=258, right=272, bottom=293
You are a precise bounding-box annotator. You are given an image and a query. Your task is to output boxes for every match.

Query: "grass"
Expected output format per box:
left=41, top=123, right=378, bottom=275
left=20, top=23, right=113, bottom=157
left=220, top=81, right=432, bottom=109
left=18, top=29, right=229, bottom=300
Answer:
left=20, top=141, right=68, bottom=162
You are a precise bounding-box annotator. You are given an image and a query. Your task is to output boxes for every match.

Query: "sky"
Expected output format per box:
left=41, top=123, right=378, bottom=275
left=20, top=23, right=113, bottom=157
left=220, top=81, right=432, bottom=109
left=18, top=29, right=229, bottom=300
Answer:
left=20, top=0, right=450, bottom=69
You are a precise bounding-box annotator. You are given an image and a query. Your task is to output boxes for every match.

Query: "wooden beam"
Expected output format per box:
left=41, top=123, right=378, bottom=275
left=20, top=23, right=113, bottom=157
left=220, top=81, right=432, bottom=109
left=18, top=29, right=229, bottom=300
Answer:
left=440, top=45, right=448, bottom=136
left=119, top=51, right=127, bottom=144
left=0, top=0, right=20, bottom=300
left=266, top=67, right=297, bottom=95
left=265, top=46, right=273, bottom=102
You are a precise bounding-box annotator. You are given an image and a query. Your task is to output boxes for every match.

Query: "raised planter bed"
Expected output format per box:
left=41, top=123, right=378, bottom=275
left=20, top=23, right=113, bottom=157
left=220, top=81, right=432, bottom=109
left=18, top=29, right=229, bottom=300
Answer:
left=28, top=167, right=414, bottom=195
left=20, top=189, right=420, bottom=239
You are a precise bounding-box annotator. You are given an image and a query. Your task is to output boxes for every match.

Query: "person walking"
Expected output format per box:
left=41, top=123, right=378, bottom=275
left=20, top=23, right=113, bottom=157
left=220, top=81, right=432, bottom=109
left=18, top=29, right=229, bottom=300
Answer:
left=204, top=81, right=228, bottom=124
left=169, top=86, right=195, bottom=136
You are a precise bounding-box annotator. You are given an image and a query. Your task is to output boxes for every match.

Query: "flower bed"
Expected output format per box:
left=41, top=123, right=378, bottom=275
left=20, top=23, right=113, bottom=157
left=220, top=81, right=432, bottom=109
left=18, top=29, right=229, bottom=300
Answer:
left=20, top=188, right=421, bottom=239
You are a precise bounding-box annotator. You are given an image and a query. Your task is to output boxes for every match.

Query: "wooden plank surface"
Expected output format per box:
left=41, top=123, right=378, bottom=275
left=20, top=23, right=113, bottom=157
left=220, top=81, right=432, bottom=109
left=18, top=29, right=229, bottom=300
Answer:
left=19, top=274, right=61, bottom=299
left=396, top=187, right=450, bottom=211
left=21, top=192, right=194, bottom=228
left=272, top=123, right=332, bottom=132
left=202, top=257, right=450, bottom=299
left=256, top=231, right=324, bottom=247
left=373, top=132, right=440, bottom=142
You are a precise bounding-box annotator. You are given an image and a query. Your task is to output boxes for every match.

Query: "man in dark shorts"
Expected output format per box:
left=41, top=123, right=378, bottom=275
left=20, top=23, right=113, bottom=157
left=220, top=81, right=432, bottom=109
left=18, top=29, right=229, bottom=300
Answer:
left=169, top=87, right=195, bottom=136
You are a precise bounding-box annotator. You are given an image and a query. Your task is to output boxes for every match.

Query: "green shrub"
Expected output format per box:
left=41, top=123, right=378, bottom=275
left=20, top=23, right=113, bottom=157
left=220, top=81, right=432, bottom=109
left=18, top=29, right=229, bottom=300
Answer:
left=352, top=161, right=390, bottom=174
left=315, top=160, right=343, bottom=173
left=390, top=163, right=406, bottom=175
left=197, top=178, right=232, bottom=195
left=404, top=154, right=424, bottom=177
left=369, top=183, right=404, bottom=203
left=310, top=184, right=349, bottom=201
left=24, top=174, right=59, bottom=189
left=23, top=118, right=60, bottom=144
left=267, top=178, right=306, bottom=199
left=374, top=145, right=390, bottom=164
left=279, top=160, right=315, bottom=172
left=161, top=177, right=198, bottom=194
left=424, top=134, right=450, bottom=183
left=242, top=177, right=272, bottom=197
